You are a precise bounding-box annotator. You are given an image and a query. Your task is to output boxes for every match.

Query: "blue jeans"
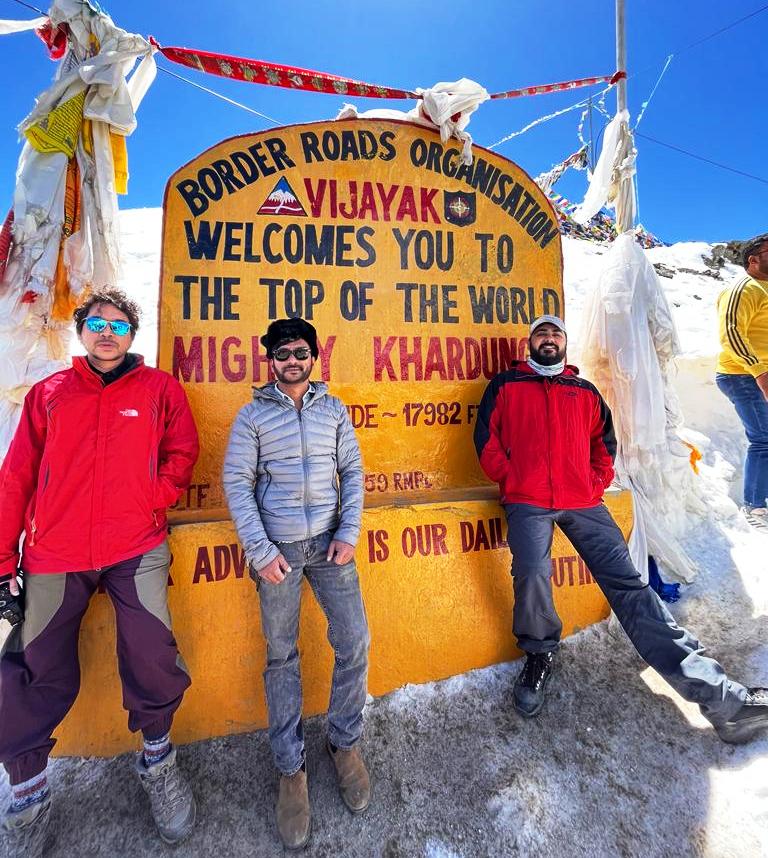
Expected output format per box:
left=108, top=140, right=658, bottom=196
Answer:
left=716, top=372, right=768, bottom=507
left=255, top=529, right=370, bottom=775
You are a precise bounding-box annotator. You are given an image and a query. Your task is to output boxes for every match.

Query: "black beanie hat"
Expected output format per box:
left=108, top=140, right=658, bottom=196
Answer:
left=260, top=318, right=319, bottom=358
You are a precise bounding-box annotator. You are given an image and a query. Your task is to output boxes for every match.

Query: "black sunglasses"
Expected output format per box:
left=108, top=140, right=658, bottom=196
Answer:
left=272, top=347, right=312, bottom=361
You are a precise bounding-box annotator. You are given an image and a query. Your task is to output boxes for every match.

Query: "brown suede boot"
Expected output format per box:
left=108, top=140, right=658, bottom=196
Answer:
left=326, top=741, right=371, bottom=814
left=276, top=768, right=311, bottom=850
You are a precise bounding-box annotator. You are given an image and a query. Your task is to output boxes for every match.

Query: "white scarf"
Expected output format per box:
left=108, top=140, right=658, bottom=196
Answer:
left=527, top=357, right=565, bottom=377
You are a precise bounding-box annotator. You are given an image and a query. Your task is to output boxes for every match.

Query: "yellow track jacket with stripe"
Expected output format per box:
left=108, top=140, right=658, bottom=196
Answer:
left=717, top=274, right=768, bottom=377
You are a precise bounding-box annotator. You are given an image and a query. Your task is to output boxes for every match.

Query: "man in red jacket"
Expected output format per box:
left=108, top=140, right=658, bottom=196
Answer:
left=474, top=315, right=768, bottom=740
left=0, top=289, right=199, bottom=856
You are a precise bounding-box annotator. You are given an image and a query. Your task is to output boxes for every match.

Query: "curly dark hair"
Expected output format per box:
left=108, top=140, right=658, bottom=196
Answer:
left=742, top=233, right=768, bottom=270
left=73, top=288, right=141, bottom=335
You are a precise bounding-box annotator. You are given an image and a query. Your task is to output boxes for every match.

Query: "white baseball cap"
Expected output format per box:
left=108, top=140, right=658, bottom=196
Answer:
left=529, top=315, right=566, bottom=336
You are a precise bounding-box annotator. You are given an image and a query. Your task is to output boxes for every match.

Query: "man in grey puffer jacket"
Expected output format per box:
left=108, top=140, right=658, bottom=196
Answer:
left=223, top=318, right=369, bottom=851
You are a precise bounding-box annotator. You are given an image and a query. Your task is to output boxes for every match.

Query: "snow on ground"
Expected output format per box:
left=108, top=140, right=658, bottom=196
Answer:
left=2, top=213, right=766, bottom=857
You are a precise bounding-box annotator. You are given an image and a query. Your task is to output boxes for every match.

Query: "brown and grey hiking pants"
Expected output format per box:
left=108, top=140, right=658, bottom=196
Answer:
left=0, top=541, right=190, bottom=784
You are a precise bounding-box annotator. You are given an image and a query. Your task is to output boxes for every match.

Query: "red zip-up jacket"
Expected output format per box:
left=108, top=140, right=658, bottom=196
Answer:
left=0, top=355, right=199, bottom=576
left=473, top=362, right=616, bottom=509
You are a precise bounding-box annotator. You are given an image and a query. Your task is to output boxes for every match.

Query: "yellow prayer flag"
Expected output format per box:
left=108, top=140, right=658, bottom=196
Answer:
left=24, top=91, right=85, bottom=158
left=110, top=132, right=128, bottom=195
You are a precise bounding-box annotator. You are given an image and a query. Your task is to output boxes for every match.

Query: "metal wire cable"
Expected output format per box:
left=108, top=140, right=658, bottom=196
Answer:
left=633, top=55, right=673, bottom=129
left=6, top=0, right=45, bottom=14
left=635, top=132, right=768, bottom=186
left=628, top=3, right=768, bottom=83
left=156, top=65, right=283, bottom=126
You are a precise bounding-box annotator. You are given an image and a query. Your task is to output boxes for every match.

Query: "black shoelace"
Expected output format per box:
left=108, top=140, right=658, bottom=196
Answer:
left=519, top=653, right=552, bottom=689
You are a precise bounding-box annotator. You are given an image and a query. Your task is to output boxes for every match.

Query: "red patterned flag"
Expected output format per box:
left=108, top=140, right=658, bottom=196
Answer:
left=35, top=20, right=69, bottom=60
left=490, top=71, right=626, bottom=100
left=153, top=38, right=624, bottom=107
left=0, top=209, right=13, bottom=283
left=153, top=40, right=418, bottom=99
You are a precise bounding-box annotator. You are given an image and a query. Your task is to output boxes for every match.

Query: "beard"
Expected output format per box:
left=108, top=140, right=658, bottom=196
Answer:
left=273, top=363, right=313, bottom=385
left=529, top=342, right=566, bottom=366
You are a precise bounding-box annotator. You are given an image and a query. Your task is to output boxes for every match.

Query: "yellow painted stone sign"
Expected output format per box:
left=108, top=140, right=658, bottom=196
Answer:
left=52, top=493, right=630, bottom=757
left=50, top=122, right=632, bottom=757
left=158, top=120, right=563, bottom=515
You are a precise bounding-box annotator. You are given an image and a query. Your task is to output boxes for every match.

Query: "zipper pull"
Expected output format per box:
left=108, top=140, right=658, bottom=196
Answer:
left=29, top=519, right=37, bottom=546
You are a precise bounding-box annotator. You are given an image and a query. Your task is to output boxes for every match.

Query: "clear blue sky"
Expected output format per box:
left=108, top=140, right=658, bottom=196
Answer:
left=0, top=0, right=765, bottom=243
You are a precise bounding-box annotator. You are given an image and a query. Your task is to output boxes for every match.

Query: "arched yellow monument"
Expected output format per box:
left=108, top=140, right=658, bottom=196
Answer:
left=52, top=120, right=629, bottom=757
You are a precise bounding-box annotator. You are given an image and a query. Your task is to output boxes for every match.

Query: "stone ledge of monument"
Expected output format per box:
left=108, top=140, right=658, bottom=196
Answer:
left=166, top=485, right=628, bottom=529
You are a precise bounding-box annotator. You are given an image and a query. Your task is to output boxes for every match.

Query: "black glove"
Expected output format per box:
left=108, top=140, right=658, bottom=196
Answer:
left=0, top=575, right=23, bottom=627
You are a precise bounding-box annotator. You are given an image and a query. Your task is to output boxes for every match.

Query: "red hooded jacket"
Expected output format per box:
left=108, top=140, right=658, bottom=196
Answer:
left=0, top=356, right=199, bottom=575
left=473, top=362, right=616, bottom=509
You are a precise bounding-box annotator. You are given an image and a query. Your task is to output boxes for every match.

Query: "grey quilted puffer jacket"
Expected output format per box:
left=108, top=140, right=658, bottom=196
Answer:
left=223, top=382, right=363, bottom=571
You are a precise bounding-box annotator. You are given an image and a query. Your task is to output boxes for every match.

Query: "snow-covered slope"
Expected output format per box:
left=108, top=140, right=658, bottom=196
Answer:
left=562, top=235, right=748, bottom=491
left=563, top=238, right=739, bottom=359
left=19, top=210, right=766, bottom=857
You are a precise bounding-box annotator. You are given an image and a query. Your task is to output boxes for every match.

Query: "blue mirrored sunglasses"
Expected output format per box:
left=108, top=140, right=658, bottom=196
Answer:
left=85, top=316, right=132, bottom=336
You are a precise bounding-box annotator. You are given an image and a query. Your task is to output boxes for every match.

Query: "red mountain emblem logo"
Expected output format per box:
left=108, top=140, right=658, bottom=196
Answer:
left=257, top=177, right=307, bottom=216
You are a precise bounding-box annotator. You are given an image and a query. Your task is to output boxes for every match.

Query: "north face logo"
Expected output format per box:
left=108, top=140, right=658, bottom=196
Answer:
left=119, top=409, right=139, bottom=417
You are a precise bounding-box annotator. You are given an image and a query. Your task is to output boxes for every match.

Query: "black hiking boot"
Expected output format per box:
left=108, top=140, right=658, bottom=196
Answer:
left=513, top=651, right=555, bottom=718
left=714, top=688, right=768, bottom=744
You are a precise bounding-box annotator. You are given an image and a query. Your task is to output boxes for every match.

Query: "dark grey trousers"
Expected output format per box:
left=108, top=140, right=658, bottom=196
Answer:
left=504, top=502, right=746, bottom=725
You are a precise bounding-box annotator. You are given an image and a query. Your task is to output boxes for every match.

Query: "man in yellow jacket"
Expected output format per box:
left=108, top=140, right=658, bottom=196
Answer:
left=716, top=233, right=768, bottom=530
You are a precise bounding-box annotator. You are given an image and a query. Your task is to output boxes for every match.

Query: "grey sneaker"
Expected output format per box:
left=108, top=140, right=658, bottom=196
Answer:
left=3, top=795, right=51, bottom=858
left=135, top=747, right=196, bottom=844
left=742, top=506, right=768, bottom=532
left=714, top=688, right=768, bottom=744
